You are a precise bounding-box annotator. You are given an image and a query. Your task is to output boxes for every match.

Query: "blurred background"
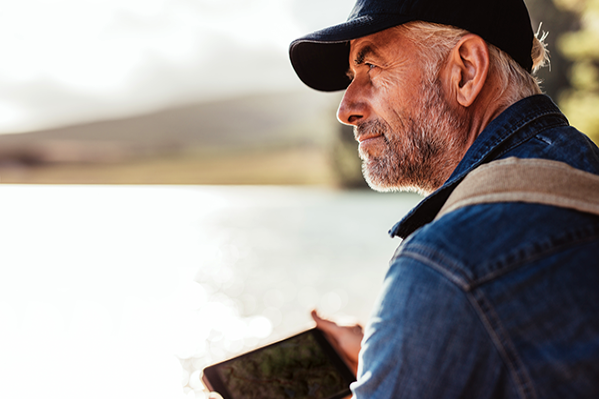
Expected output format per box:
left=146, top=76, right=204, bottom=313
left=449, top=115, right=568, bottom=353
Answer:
left=0, top=0, right=597, bottom=183
left=0, top=0, right=597, bottom=398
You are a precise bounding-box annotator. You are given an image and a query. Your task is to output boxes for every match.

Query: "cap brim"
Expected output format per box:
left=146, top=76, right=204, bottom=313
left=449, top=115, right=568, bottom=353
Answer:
left=289, top=14, right=412, bottom=92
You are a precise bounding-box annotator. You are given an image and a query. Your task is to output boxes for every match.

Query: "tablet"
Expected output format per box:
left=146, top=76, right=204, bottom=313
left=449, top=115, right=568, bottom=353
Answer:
left=202, top=328, right=356, bottom=399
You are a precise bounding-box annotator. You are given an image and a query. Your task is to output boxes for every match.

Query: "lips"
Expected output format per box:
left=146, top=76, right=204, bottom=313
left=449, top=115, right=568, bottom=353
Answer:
left=355, top=120, right=388, bottom=151
left=355, top=122, right=386, bottom=143
left=357, top=134, right=386, bottom=159
left=357, top=134, right=382, bottom=143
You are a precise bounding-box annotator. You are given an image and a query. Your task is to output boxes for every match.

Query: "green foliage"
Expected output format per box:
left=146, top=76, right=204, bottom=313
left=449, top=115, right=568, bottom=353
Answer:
left=524, top=0, right=579, bottom=100
left=555, top=0, right=599, bottom=142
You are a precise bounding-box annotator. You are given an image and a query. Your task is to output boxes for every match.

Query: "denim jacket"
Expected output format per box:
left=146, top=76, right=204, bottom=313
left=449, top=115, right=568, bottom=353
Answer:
left=352, top=95, right=599, bottom=399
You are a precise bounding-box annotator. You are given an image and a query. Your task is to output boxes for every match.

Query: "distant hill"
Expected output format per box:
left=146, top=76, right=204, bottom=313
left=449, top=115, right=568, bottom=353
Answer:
left=0, top=90, right=367, bottom=185
left=0, top=91, right=341, bottom=165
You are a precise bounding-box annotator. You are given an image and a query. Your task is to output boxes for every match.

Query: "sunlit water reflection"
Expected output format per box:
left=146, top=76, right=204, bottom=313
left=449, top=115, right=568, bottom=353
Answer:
left=0, top=185, right=420, bottom=398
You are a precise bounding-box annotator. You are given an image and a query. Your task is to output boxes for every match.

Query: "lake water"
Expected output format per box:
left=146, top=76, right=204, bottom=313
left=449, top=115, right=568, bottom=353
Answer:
left=0, top=185, right=421, bottom=399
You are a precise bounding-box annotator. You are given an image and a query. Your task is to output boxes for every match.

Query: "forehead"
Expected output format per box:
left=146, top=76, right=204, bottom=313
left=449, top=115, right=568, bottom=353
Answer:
left=349, top=28, right=414, bottom=65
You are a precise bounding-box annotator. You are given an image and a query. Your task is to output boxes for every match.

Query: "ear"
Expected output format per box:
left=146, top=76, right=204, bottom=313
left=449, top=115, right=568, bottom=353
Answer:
left=446, top=34, right=489, bottom=108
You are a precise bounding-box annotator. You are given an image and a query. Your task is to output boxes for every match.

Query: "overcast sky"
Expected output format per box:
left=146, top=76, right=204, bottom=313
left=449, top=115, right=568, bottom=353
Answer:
left=0, top=0, right=355, bottom=133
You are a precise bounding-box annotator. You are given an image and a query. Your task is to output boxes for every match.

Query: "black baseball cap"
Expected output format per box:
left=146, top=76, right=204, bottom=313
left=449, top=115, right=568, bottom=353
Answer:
left=289, top=0, right=534, bottom=92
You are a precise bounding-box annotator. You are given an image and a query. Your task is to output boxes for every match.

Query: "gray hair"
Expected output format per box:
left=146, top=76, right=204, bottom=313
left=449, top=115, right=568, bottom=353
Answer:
left=395, top=21, right=550, bottom=108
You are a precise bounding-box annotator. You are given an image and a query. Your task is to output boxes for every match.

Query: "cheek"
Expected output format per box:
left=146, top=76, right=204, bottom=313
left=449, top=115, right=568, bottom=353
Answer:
left=369, top=76, right=400, bottom=115
left=372, top=73, right=397, bottom=93
left=369, top=88, right=412, bottom=127
left=373, top=70, right=422, bottom=110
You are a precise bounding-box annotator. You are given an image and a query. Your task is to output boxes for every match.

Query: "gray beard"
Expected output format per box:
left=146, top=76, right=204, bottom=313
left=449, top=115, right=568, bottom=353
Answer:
left=356, top=80, right=467, bottom=195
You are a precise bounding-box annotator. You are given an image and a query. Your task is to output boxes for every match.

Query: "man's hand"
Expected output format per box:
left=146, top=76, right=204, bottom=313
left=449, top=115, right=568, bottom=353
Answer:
left=311, top=310, right=363, bottom=375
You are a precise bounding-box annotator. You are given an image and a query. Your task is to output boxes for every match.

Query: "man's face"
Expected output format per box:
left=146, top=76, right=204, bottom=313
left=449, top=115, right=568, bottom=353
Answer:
left=337, top=28, right=468, bottom=194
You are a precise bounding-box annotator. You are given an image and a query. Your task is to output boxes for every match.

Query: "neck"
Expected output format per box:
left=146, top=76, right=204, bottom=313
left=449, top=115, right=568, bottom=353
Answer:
left=461, top=78, right=526, bottom=150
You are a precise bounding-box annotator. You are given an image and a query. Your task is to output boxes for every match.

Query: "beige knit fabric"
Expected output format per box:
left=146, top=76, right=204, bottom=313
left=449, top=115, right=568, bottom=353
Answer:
left=436, top=157, right=599, bottom=220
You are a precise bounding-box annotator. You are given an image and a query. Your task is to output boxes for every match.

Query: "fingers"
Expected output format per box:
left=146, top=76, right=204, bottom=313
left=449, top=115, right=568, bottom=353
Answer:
left=311, top=309, right=363, bottom=333
left=311, top=310, right=337, bottom=342
left=311, top=309, right=363, bottom=376
left=311, top=309, right=343, bottom=336
left=312, top=309, right=339, bottom=328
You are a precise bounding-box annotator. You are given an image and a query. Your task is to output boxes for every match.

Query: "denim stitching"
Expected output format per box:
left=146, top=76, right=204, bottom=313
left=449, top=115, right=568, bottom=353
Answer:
left=447, top=113, right=566, bottom=184
left=467, top=289, right=538, bottom=399
left=397, top=243, right=472, bottom=290
left=398, top=217, right=599, bottom=291
left=399, top=219, right=599, bottom=289
left=400, top=251, right=470, bottom=291
left=471, top=221, right=599, bottom=288
left=488, top=121, right=566, bottom=162
left=398, top=245, right=537, bottom=398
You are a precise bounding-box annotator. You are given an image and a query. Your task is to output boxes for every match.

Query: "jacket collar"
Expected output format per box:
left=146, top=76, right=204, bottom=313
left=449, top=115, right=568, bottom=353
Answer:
left=389, top=95, right=568, bottom=239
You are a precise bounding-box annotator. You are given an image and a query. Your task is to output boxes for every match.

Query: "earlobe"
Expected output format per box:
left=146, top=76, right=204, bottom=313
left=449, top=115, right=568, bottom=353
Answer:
left=450, top=34, right=489, bottom=108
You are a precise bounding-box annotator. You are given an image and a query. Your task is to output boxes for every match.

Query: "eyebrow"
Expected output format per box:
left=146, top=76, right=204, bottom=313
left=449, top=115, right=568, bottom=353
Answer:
left=354, top=45, right=379, bottom=66
left=346, top=45, right=380, bottom=79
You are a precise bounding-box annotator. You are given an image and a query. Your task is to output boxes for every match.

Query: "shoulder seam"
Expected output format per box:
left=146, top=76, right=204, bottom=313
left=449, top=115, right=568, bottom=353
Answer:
left=466, top=289, right=538, bottom=399
left=396, top=244, right=539, bottom=399
left=397, top=244, right=472, bottom=291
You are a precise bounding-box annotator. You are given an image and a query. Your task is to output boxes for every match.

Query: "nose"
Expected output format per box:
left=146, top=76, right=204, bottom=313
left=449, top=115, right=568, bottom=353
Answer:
left=337, top=80, right=369, bottom=126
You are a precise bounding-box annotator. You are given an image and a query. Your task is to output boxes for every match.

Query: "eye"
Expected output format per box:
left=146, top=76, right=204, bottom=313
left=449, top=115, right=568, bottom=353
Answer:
left=365, top=63, right=376, bottom=70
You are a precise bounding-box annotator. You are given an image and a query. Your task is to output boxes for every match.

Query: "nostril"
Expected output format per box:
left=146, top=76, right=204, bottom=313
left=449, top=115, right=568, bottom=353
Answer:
left=337, top=103, right=363, bottom=126
left=337, top=89, right=367, bottom=126
left=348, top=115, right=362, bottom=124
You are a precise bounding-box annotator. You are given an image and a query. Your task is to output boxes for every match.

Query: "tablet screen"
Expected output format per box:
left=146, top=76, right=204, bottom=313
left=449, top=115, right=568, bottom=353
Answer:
left=203, top=329, right=355, bottom=399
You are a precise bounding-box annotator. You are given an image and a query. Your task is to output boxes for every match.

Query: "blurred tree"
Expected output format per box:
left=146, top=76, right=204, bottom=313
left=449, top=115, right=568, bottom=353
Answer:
left=553, top=0, right=599, bottom=142
left=524, top=0, right=580, bottom=101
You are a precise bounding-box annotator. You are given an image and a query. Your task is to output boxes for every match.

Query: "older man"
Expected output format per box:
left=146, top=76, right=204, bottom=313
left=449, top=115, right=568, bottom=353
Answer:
left=290, top=0, right=599, bottom=398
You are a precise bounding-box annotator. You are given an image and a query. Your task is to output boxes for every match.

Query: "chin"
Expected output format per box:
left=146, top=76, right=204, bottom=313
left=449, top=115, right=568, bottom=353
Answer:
left=362, top=164, right=433, bottom=196
left=366, top=179, right=430, bottom=195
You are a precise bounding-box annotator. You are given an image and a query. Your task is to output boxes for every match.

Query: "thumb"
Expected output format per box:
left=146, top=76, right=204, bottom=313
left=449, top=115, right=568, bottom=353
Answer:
left=311, top=309, right=343, bottom=334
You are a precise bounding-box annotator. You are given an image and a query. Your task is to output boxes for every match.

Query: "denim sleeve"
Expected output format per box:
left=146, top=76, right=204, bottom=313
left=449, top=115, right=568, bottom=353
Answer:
left=351, top=253, right=516, bottom=398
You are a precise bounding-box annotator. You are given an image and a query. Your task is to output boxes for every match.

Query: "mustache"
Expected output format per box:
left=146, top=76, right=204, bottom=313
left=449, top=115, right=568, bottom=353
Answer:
left=354, top=120, right=390, bottom=141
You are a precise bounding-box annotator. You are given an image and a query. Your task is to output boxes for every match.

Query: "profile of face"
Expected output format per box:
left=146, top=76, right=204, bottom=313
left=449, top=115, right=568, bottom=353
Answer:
left=337, top=28, right=469, bottom=195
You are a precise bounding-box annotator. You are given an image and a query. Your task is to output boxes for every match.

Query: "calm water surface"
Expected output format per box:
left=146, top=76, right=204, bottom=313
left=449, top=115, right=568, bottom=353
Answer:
left=0, top=185, right=421, bottom=398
